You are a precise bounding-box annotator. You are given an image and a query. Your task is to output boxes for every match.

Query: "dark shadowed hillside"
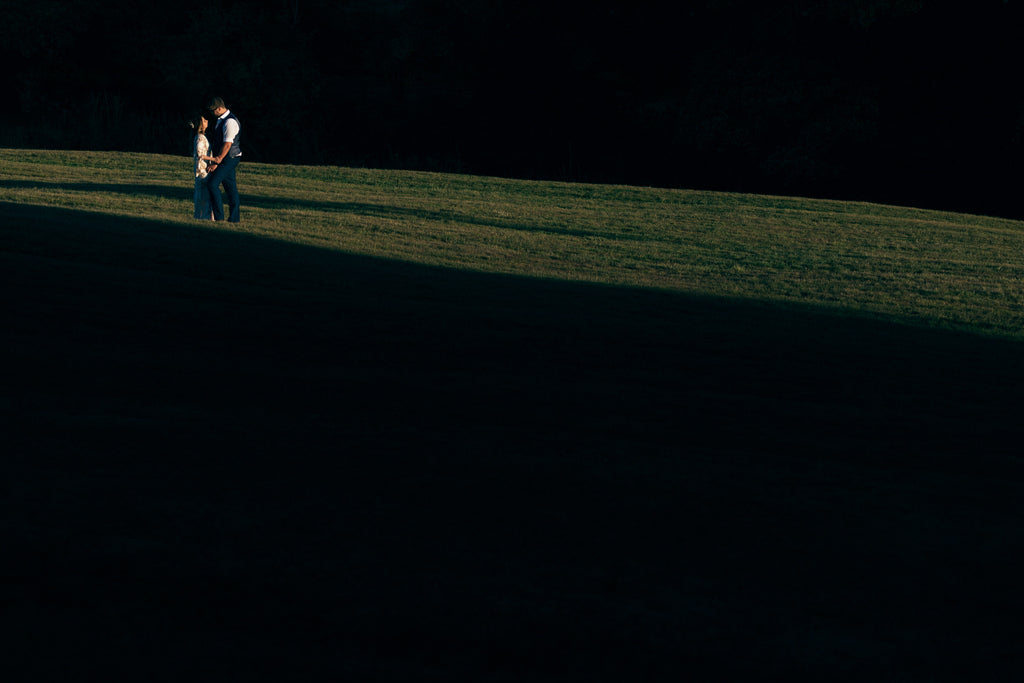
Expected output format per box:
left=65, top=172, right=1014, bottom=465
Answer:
left=4, top=201, right=1024, bottom=680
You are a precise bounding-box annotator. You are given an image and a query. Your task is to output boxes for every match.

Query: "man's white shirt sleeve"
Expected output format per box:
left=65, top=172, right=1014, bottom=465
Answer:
left=223, top=118, right=240, bottom=144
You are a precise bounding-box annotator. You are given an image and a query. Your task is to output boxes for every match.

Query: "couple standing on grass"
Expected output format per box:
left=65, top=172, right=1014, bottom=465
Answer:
left=190, top=97, right=242, bottom=222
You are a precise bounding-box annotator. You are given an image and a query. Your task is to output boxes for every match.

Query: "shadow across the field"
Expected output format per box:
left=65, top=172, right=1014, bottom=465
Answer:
left=0, top=179, right=634, bottom=240
left=245, top=192, right=635, bottom=240
left=0, top=179, right=190, bottom=202
left=4, top=202, right=1023, bottom=681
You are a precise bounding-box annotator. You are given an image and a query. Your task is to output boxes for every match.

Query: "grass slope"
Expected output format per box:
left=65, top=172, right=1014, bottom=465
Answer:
left=3, top=150, right=1024, bottom=681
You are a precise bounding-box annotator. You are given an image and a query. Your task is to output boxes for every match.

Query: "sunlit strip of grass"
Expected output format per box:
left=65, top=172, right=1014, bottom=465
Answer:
left=3, top=148, right=1024, bottom=339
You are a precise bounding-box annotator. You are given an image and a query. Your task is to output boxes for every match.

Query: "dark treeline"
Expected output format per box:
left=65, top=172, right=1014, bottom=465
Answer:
left=3, top=0, right=1023, bottom=217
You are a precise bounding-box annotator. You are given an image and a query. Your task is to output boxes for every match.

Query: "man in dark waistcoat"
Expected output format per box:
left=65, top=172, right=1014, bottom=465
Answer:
left=205, top=96, right=243, bottom=223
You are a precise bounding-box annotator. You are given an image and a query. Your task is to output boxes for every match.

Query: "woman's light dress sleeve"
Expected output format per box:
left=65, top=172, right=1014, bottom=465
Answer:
left=194, top=135, right=209, bottom=178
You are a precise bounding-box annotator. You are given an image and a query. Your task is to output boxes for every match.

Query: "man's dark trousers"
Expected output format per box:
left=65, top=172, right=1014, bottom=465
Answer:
left=207, top=156, right=241, bottom=222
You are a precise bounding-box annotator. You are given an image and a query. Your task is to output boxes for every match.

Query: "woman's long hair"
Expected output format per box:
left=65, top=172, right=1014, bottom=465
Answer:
left=187, top=112, right=208, bottom=141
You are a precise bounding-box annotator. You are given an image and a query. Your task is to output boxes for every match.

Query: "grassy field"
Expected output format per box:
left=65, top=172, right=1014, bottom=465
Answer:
left=5, top=148, right=1024, bottom=337
left=3, top=149, right=1024, bottom=681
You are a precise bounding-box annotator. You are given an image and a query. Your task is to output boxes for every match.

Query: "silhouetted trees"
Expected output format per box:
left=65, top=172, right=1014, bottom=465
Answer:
left=3, top=0, right=1022, bottom=217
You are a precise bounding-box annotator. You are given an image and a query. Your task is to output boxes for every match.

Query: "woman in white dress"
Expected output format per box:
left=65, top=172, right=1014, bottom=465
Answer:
left=191, top=114, right=215, bottom=220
